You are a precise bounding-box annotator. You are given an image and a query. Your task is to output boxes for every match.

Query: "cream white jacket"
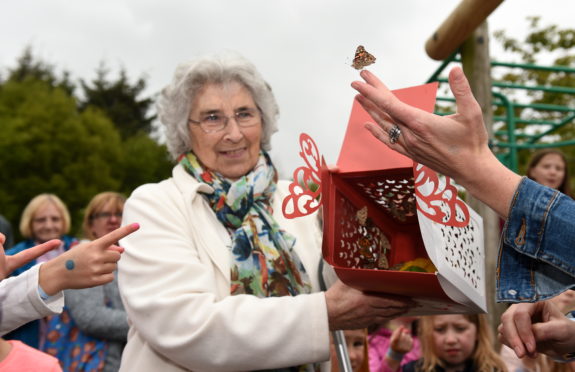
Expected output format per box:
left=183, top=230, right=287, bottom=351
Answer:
left=118, top=164, right=330, bottom=372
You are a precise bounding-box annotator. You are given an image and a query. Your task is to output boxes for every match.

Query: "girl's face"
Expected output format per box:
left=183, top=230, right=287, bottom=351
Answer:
left=432, top=315, right=477, bottom=369
left=345, top=330, right=366, bottom=372
left=330, top=329, right=366, bottom=372
left=529, top=153, right=566, bottom=190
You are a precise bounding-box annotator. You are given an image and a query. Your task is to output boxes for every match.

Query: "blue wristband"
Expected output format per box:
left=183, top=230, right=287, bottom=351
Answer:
left=386, top=348, right=405, bottom=362
left=37, top=285, right=51, bottom=301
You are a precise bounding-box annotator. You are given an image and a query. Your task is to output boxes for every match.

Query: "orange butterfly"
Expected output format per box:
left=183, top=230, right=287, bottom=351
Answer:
left=352, top=45, right=376, bottom=70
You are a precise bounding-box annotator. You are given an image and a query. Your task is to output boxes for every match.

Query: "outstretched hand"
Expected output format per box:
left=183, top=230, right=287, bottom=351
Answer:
left=351, top=67, right=488, bottom=182
left=39, top=223, right=140, bottom=295
left=0, top=233, right=61, bottom=279
left=351, top=67, right=521, bottom=217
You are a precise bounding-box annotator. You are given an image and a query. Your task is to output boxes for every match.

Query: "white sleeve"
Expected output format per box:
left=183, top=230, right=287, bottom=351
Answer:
left=0, top=263, right=64, bottom=336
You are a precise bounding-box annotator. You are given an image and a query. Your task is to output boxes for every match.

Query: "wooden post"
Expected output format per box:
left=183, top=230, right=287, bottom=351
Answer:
left=425, top=0, right=503, bottom=61
left=460, top=22, right=506, bottom=342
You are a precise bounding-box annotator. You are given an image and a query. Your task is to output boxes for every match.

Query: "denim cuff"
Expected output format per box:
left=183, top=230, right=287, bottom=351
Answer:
left=497, top=177, right=575, bottom=302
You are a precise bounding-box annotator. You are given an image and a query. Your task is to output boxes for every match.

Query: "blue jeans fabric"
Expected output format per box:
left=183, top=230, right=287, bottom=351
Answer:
left=497, top=177, right=575, bottom=302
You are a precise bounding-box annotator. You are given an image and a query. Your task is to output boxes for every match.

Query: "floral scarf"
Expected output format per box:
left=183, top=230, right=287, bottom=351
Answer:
left=180, top=151, right=312, bottom=298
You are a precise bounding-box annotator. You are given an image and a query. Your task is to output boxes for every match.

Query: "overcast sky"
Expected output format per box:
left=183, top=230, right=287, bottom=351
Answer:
left=2, top=0, right=574, bottom=178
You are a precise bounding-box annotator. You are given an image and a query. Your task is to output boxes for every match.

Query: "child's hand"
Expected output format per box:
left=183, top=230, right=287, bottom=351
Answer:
left=390, top=326, right=414, bottom=354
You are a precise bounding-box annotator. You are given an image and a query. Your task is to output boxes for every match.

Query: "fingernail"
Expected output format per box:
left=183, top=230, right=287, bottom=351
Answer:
left=131, top=223, right=140, bottom=229
left=514, top=346, right=523, bottom=357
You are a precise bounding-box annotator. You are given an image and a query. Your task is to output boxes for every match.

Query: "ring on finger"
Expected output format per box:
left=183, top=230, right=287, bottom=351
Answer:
left=388, top=124, right=401, bottom=144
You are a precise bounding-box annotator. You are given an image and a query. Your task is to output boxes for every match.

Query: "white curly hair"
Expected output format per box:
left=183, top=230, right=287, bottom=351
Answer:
left=157, top=52, right=280, bottom=160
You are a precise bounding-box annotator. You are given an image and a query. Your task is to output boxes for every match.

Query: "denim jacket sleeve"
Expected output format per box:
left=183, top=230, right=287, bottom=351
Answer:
left=497, top=177, right=575, bottom=302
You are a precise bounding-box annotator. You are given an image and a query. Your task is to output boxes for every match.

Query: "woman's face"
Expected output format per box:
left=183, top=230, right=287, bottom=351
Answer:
left=188, top=81, right=262, bottom=180
left=529, top=153, right=566, bottom=190
left=432, top=315, right=477, bottom=369
left=32, top=202, right=64, bottom=243
left=90, top=200, right=123, bottom=239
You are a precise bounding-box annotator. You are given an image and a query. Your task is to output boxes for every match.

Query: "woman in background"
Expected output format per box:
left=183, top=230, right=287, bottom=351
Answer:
left=45, top=192, right=128, bottom=372
left=6, top=193, right=76, bottom=349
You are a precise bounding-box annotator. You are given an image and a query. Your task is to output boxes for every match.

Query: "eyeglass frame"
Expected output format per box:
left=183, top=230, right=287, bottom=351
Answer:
left=90, top=212, right=123, bottom=220
left=188, top=107, right=261, bottom=134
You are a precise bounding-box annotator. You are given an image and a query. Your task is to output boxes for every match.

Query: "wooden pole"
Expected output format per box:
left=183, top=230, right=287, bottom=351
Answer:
left=460, top=22, right=506, bottom=343
left=425, top=0, right=503, bottom=61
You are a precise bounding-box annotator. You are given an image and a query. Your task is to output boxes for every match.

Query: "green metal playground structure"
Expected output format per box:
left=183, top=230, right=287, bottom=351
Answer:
left=426, top=53, right=575, bottom=172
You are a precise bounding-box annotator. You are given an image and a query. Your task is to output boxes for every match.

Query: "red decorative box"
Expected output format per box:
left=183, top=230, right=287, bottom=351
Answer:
left=283, top=83, right=485, bottom=315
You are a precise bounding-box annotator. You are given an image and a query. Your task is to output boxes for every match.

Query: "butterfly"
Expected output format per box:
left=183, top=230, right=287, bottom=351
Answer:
left=352, top=45, right=376, bottom=70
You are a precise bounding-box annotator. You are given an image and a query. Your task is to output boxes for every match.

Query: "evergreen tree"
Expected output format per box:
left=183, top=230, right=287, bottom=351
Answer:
left=79, top=63, right=155, bottom=139
left=6, top=46, right=75, bottom=95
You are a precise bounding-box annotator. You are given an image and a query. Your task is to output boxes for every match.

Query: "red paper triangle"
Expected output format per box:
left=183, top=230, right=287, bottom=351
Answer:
left=336, top=82, right=439, bottom=172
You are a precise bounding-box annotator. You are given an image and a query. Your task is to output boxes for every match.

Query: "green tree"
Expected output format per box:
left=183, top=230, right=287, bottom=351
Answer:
left=119, top=133, right=173, bottom=193
left=492, top=16, right=575, bottom=176
left=79, top=64, right=155, bottom=139
left=0, top=49, right=173, bottom=238
left=0, top=78, right=123, bottom=235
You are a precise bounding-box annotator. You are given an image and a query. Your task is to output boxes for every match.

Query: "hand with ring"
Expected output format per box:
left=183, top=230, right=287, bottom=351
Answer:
left=350, top=67, right=521, bottom=218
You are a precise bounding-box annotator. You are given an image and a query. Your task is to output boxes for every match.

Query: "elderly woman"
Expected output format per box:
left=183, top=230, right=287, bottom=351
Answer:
left=118, top=53, right=411, bottom=372
left=46, top=192, right=128, bottom=372
left=6, top=193, right=77, bottom=349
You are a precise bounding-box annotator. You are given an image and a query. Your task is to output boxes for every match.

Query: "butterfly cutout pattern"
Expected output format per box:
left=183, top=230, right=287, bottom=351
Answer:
left=356, top=175, right=416, bottom=222
left=439, top=219, right=483, bottom=289
left=413, top=164, right=470, bottom=227
left=413, top=163, right=482, bottom=290
left=352, top=45, right=376, bottom=70
left=282, top=133, right=323, bottom=219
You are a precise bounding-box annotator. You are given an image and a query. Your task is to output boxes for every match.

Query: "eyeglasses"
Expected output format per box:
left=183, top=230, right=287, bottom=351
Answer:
left=91, top=212, right=122, bottom=220
left=188, top=108, right=260, bottom=134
